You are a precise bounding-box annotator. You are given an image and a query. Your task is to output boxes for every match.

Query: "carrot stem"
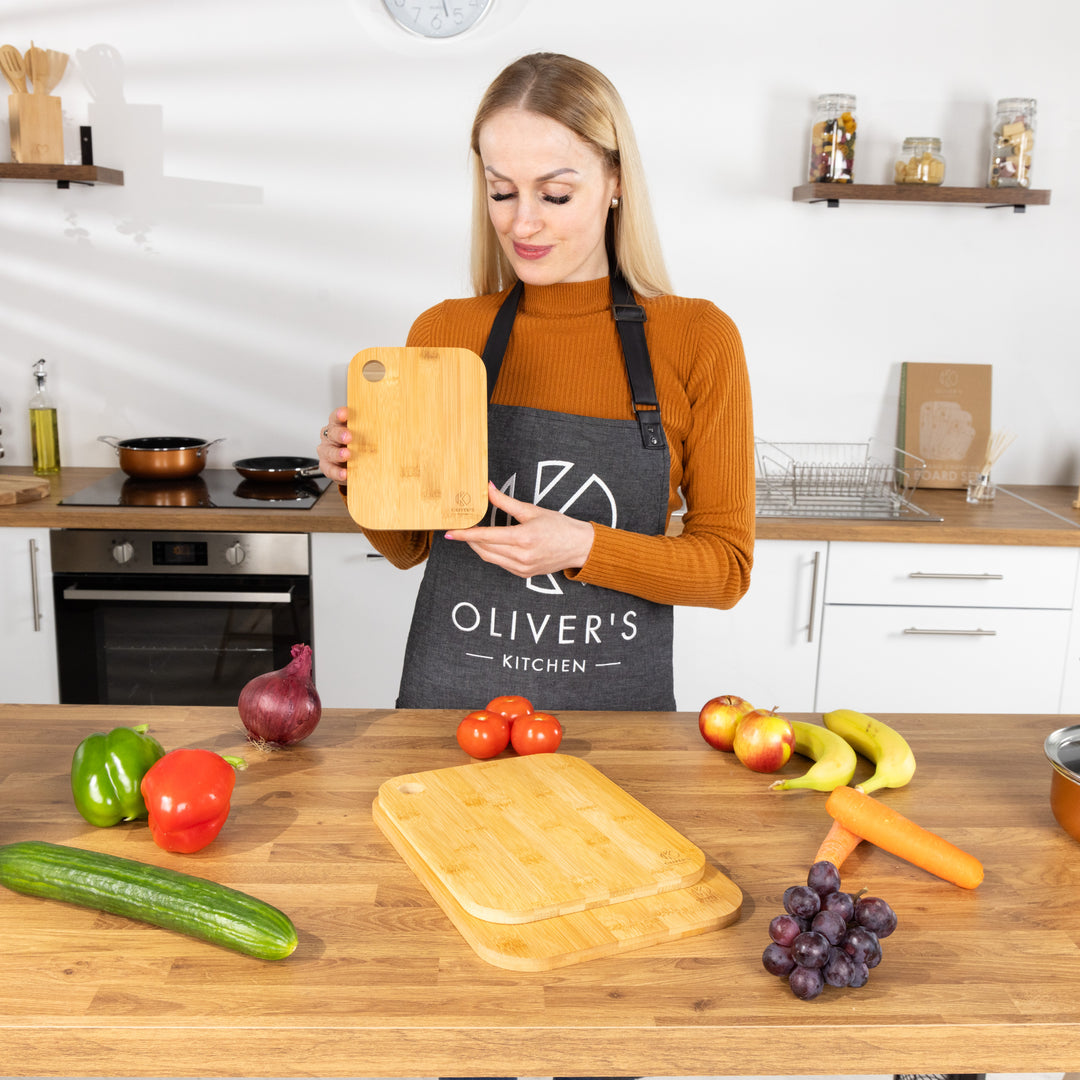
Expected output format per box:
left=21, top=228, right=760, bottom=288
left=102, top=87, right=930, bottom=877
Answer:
left=814, top=817, right=863, bottom=869
left=825, top=785, right=984, bottom=889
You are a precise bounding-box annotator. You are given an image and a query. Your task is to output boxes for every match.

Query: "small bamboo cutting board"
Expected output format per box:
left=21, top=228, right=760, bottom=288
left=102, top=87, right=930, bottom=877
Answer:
left=375, top=753, right=707, bottom=924
left=0, top=474, right=50, bottom=504
left=373, top=799, right=742, bottom=970
left=346, top=346, right=488, bottom=530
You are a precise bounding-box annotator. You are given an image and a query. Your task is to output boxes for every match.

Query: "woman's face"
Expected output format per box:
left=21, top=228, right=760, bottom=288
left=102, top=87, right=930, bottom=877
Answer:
left=478, top=107, right=620, bottom=286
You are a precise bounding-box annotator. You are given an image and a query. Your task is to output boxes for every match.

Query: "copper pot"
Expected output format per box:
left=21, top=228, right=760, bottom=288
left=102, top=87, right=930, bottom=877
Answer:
left=1045, top=725, right=1080, bottom=842
left=99, top=436, right=224, bottom=479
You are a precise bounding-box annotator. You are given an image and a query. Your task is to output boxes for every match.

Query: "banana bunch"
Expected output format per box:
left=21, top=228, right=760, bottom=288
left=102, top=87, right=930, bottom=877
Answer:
left=823, top=708, right=916, bottom=794
left=770, top=721, right=857, bottom=791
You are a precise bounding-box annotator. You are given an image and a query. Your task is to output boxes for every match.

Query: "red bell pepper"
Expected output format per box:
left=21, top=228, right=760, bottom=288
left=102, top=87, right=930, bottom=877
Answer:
left=140, top=749, right=245, bottom=854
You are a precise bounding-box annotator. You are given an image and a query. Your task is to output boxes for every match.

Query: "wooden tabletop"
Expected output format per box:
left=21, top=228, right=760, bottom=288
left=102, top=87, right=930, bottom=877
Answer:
left=1, top=705, right=1078, bottom=1077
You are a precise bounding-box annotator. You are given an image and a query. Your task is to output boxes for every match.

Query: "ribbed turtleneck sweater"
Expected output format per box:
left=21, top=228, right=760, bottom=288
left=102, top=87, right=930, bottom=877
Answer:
left=361, top=276, right=754, bottom=609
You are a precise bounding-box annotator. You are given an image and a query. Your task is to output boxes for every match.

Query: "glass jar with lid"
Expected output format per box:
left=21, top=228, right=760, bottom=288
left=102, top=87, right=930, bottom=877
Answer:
left=988, top=98, right=1036, bottom=188
left=808, top=94, right=857, bottom=182
left=894, top=137, right=946, bottom=184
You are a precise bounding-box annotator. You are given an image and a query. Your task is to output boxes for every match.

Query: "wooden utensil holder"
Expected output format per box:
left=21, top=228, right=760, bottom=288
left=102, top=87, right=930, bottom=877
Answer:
left=9, top=94, right=63, bottom=163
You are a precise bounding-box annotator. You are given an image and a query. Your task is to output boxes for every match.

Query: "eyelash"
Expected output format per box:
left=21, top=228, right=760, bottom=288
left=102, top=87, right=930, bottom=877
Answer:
left=490, top=192, right=572, bottom=205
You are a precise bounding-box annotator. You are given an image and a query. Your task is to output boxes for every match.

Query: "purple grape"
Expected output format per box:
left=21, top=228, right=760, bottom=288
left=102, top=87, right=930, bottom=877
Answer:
left=769, top=914, right=802, bottom=947
left=791, top=930, right=831, bottom=969
left=847, top=959, right=870, bottom=988
left=810, top=909, right=847, bottom=946
left=822, top=889, right=856, bottom=922
left=841, top=925, right=880, bottom=964
left=855, top=895, right=898, bottom=938
left=762, top=942, right=796, bottom=976
left=822, top=946, right=855, bottom=987
left=806, top=859, right=841, bottom=897
left=782, top=884, right=821, bottom=919
left=789, top=963, right=825, bottom=1000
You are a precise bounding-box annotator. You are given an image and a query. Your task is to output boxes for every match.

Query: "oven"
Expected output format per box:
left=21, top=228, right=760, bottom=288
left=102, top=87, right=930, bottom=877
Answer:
left=50, top=529, right=311, bottom=706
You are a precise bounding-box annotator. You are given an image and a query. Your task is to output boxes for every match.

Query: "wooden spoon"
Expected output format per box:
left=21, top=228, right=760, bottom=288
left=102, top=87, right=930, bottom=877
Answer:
left=25, top=41, right=47, bottom=93
left=0, top=44, right=26, bottom=93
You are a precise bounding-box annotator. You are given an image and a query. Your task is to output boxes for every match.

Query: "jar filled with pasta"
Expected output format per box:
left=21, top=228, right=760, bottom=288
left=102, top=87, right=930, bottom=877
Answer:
left=987, top=98, right=1036, bottom=188
left=894, top=137, right=945, bottom=184
left=808, top=94, right=857, bottom=183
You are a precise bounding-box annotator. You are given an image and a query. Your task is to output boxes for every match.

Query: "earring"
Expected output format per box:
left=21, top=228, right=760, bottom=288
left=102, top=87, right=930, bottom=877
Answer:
left=610, top=197, right=619, bottom=208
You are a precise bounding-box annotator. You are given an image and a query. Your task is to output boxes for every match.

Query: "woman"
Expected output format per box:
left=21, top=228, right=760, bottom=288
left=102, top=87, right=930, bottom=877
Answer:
left=318, top=52, right=754, bottom=711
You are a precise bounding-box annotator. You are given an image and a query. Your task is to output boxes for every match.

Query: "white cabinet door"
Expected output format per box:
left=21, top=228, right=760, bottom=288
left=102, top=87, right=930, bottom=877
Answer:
left=1059, top=568, right=1080, bottom=713
left=673, top=539, right=826, bottom=713
left=310, top=533, right=425, bottom=708
left=0, top=528, right=59, bottom=704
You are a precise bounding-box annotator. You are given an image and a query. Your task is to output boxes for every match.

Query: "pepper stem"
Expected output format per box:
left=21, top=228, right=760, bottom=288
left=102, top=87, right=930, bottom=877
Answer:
left=223, top=754, right=248, bottom=771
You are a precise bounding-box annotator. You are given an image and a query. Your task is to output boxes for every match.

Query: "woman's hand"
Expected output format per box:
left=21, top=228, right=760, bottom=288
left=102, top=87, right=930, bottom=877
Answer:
left=445, top=482, right=595, bottom=578
left=317, top=406, right=351, bottom=484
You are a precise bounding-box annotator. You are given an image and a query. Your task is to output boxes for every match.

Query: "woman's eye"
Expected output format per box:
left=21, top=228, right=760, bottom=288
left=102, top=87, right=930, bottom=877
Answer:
left=542, top=193, right=571, bottom=205
left=490, top=191, right=515, bottom=202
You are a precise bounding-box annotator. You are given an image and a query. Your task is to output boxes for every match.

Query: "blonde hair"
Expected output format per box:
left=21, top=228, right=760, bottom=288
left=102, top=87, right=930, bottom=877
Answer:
left=469, top=52, right=671, bottom=298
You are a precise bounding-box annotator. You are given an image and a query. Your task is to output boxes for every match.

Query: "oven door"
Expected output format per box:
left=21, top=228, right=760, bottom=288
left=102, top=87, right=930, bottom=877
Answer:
left=53, top=572, right=312, bottom=705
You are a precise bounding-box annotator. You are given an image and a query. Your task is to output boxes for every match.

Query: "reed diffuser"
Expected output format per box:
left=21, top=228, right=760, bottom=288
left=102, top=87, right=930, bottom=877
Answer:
left=966, top=430, right=1016, bottom=504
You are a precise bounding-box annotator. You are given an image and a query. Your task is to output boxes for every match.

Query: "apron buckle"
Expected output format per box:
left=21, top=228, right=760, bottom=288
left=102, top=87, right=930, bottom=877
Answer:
left=611, top=303, right=647, bottom=323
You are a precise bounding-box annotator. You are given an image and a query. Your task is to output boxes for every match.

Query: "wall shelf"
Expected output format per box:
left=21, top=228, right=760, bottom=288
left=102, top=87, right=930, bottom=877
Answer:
left=0, top=163, right=124, bottom=188
left=792, top=182, right=1050, bottom=212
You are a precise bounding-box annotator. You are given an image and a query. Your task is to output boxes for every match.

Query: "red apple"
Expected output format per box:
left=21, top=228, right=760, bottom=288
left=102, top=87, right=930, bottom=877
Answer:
left=732, top=708, right=796, bottom=773
left=698, top=694, right=756, bottom=752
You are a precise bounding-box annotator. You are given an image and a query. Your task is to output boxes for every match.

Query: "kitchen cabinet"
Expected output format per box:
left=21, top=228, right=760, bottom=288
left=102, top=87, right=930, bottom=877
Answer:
left=1058, top=566, right=1080, bottom=714
left=673, top=539, right=826, bottom=712
left=310, top=532, right=424, bottom=708
left=0, top=527, right=59, bottom=703
left=815, top=541, right=1079, bottom=714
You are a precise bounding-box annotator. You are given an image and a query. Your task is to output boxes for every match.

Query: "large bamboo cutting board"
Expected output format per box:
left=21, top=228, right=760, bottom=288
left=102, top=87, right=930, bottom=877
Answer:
left=346, top=346, right=488, bottom=530
left=375, top=753, right=707, bottom=924
left=373, top=799, right=742, bottom=971
left=0, top=475, right=50, bottom=504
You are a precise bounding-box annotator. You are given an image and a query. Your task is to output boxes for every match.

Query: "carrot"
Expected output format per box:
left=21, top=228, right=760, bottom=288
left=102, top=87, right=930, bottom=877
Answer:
left=814, top=817, right=863, bottom=869
left=825, top=785, right=984, bottom=889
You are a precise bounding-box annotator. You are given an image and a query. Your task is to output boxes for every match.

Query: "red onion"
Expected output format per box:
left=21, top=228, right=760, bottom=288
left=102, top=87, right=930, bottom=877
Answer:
left=238, top=643, right=322, bottom=746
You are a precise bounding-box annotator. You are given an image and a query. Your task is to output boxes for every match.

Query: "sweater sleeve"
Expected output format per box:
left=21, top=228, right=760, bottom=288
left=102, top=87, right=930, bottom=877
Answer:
left=565, top=303, right=755, bottom=609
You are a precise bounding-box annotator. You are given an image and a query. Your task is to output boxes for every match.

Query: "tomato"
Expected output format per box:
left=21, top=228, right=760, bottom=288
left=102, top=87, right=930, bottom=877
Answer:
left=509, top=711, right=563, bottom=755
left=485, top=694, right=534, bottom=729
left=456, top=710, right=511, bottom=759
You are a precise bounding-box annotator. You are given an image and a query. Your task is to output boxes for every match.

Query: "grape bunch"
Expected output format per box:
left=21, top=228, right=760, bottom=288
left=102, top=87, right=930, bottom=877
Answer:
left=761, top=860, right=897, bottom=1000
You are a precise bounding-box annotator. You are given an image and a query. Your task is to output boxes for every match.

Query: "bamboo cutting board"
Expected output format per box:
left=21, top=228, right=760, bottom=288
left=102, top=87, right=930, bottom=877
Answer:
left=346, top=346, right=488, bottom=530
left=0, top=474, right=50, bottom=504
left=376, top=753, right=707, bottom=924
left=372, top=798, right=741, bottom=971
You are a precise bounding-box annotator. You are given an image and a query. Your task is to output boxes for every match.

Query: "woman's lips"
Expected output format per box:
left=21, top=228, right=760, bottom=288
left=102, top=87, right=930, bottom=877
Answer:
left=513, top=241, right=552, bottom=260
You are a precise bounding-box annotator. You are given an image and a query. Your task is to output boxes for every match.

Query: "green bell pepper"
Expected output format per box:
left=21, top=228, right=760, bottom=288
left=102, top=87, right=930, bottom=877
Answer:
left=70, top=725, right=166, bottom=827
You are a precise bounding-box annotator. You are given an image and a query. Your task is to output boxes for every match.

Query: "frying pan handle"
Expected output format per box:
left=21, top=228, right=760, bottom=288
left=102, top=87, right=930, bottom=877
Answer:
left=297, top=464, right=324, bottom=477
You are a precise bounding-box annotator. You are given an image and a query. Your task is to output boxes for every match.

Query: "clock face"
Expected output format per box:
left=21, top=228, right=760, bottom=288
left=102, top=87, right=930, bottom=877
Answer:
left=381, top=0, right=493, bottom=38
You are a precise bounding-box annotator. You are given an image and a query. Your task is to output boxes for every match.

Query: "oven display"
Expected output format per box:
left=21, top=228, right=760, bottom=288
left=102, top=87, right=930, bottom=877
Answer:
left=152, top=540, right=208, bottom=567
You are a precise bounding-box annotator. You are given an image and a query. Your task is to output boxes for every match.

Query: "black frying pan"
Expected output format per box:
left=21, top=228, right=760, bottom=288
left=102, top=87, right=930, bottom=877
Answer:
left=232, top=456, right=324, bottom=482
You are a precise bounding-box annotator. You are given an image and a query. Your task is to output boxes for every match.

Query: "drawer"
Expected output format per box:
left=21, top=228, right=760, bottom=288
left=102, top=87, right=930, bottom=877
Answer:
left=815, top=604, right=1072, bottom=714
left=826, top=541, right=1079, bottom=609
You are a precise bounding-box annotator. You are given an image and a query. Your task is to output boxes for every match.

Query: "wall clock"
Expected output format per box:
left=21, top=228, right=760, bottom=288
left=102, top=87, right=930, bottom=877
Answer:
left=381, top=0, right=493, bottom=38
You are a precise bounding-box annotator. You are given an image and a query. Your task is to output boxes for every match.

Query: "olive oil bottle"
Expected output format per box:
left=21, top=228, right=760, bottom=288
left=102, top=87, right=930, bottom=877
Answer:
left=29, top=358, right=60, bottom=475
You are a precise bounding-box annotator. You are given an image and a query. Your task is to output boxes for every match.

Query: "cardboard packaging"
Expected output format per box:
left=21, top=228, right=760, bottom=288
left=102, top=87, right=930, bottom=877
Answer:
left=8, top=93, right=63, bottom=163
left=898, top=362, right=992, bottom=489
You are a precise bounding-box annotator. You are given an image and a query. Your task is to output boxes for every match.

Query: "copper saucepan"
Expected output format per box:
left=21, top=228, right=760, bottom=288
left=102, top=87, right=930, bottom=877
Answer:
left=99, top=436, right=225, bottom=480
left=1045, top=725, right=1080, bottom=843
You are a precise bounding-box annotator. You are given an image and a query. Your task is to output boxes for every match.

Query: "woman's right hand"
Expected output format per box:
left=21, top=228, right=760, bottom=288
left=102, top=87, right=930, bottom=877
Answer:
left=317, top=406, right=352, bottom=484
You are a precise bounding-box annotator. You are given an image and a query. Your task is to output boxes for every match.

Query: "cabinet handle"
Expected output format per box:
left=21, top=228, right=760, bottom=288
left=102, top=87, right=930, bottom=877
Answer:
left=807, top=550, right=821, bottom=644
left=908, top=571, right=1004, bottom=580
left=28, top=538, right=43, bottom=632
left=902, top=627, right=997, bottom=636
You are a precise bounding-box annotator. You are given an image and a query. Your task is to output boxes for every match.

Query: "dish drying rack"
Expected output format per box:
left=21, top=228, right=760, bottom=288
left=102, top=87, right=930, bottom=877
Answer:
left=755, top=439, right=940, bottom=520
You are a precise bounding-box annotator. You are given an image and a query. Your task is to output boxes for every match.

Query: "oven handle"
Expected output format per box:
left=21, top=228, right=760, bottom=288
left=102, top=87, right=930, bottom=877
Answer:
left=62, top=586, right=294, bottom=604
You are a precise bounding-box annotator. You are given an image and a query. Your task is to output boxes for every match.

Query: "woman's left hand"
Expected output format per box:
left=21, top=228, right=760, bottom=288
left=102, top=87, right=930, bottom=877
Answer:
left=445, top=482, right=595, bottom=578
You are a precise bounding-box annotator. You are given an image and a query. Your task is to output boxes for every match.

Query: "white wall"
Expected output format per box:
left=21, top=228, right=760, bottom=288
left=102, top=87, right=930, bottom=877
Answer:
left=1, top=0, right=1076, bottom=485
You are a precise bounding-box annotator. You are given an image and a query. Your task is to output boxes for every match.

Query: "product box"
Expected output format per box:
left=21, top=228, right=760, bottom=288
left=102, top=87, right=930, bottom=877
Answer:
left=898, top=362, right=992, bottom=489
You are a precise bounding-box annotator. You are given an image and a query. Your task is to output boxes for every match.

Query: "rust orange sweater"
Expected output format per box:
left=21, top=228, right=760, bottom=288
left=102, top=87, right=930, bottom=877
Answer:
left=361, top=275, right=754, bottom=609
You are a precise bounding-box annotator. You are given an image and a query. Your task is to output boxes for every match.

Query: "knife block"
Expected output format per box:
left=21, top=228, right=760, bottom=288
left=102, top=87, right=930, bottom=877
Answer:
left=8, top=94, right=64, bottom=164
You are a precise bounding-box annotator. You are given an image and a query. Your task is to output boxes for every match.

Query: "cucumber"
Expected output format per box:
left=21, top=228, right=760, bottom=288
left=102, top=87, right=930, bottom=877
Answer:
left=0, top=841, right=297, bottom=960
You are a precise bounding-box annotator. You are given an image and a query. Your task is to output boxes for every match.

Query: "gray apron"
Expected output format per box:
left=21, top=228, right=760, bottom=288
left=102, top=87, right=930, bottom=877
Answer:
left=396, top=270, right=674, bottom=711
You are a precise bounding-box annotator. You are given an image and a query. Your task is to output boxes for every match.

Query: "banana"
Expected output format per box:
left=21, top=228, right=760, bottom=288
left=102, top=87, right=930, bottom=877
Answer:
left=769, top=720, right=857, bottom=792
left=822, top=708, right=916, bottom=794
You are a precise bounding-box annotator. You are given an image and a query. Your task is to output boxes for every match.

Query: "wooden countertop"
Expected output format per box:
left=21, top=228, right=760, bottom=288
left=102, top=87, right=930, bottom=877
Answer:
left=3, top=466, right=1080, bottom=544
left=2, top=705, right=1078, bottom=1077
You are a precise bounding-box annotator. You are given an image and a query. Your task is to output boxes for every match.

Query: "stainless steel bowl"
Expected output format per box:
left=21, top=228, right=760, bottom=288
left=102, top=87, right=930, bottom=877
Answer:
left=1045, top=724, right=1080, bottom=842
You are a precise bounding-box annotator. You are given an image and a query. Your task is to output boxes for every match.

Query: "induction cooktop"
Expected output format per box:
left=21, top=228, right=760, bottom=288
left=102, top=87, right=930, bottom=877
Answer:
left=60, top=469, right=334, bottom=510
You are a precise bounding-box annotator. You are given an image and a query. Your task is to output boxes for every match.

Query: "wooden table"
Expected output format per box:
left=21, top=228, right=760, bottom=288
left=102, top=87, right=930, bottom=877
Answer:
left=1, top=705, right=1078, bottom=1077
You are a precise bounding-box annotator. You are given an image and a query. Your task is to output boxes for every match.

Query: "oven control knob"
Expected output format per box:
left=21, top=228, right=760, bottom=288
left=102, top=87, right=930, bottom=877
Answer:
left=224, top=541, right=246, bottom=566
left=111, top=540, right=135, bottom=565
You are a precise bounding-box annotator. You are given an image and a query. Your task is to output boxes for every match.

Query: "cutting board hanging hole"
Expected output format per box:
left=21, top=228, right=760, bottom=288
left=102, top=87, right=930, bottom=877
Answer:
left=363, top=360, right=386, bottom=382
left=397, top=782, right=425, bottom=795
